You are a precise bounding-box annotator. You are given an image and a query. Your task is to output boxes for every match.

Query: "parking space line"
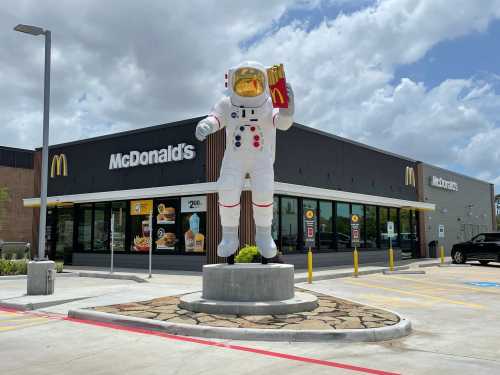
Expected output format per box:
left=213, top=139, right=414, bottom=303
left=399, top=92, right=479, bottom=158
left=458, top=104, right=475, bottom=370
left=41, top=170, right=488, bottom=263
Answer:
left=343, top=279, right=485, bottom=309
left=383, top=275, right=500, bottom=295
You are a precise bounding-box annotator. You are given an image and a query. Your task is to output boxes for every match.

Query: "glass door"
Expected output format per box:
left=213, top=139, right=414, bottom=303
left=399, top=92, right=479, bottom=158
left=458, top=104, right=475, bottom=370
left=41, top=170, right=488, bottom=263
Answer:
left=55, top=207, right=74, bottom=264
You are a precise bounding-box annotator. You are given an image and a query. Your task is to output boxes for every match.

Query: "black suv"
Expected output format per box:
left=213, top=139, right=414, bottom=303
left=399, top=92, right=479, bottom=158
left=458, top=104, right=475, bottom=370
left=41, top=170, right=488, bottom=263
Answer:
left=451, top=232, right=500, bottom=265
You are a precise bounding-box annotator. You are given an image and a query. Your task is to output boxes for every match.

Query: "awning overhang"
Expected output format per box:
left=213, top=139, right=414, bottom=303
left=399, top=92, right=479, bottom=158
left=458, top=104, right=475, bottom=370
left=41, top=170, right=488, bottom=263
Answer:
left=23, top=181, right=435, bottom=211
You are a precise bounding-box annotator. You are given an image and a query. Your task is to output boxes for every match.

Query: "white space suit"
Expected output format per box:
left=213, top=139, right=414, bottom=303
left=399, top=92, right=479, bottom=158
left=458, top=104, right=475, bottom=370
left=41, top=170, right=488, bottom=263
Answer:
left=195, top=61, right=294, bottom=260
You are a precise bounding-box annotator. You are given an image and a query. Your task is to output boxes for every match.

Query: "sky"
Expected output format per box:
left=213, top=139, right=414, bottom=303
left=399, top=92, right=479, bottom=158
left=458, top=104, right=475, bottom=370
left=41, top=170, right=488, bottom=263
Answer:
left=1, top=0, right=499, bottom=191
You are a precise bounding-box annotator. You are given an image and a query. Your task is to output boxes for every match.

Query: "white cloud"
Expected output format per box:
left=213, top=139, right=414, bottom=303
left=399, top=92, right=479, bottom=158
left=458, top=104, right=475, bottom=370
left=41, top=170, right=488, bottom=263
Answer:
left=1, top=0, right=499, bottom=190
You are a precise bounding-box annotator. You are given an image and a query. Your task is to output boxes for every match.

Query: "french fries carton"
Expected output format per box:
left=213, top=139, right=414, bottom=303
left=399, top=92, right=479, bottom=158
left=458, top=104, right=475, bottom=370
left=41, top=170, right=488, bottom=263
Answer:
left=267, top=64, right=289, bottom=108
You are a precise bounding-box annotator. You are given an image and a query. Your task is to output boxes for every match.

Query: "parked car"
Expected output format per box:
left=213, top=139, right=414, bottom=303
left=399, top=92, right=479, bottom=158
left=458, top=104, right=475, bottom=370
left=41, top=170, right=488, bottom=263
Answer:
left=451, top=232, right=500, bottom=265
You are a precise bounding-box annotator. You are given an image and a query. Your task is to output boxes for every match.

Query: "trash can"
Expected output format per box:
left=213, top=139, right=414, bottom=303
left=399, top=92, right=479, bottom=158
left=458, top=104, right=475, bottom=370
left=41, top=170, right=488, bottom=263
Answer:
left=428, top=240, right=438, bottom=258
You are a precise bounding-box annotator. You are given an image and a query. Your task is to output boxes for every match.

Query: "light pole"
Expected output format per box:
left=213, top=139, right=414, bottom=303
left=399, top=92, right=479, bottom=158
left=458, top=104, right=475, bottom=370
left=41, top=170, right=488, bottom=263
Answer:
left=14, top=24, right=51, bottom=260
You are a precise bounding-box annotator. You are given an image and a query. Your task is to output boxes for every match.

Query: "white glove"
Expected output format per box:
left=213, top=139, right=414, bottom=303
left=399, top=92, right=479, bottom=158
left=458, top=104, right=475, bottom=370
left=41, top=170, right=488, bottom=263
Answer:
left=195, top=118, right=214, bottom=141
left=280, top=83, right=294, bottom=117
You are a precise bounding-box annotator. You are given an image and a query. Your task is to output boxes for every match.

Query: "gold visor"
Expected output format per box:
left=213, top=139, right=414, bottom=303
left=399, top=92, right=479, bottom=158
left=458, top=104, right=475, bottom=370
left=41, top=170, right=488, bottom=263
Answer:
left=233, top=67, right=265, bottom=97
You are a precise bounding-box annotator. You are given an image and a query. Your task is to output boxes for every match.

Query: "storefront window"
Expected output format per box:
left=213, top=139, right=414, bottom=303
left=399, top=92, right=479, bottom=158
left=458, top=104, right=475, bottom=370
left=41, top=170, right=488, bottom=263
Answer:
left=111, top=202, right=127, bottom=251
left=400, top=209, right=411, bottom=249
left=55, top=207, right=73, bottom=261
left=351, top=204, right=364, bottom=248
left=272, top=196, right=279, bottom=241
left=77, top=204, right=92, bottom=251
left=379, top=207, right=389, bottom=248
left=93, top=203, right=109, bottom=251
left=319, top=201, right=333, bottom=250
left=365, top=205, right=377, bottom=248
left=336, top=202, right=350, bottom=249
left=281, top=197, right=298, bottom=253
left=389, top=208, right=399, bottom=247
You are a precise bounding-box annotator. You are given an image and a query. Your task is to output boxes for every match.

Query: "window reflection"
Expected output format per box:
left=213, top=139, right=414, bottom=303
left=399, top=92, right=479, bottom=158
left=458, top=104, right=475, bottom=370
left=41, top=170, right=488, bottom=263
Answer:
left=336, top=203, right=350, bottom=249
left=319, top=201, right=333, bottom=250
left=272, top=196, right=279, bottom=241
left=379, top=207, right=389, bottom=248
left=111, top=202, right=127, bottom=251
left=365, top=205, right=377, bottom=248
left=77, top=204, right=92, bottom=251
left=281, top=197, right=298, bottom=253
left=93, top=203, right=109, bottom=251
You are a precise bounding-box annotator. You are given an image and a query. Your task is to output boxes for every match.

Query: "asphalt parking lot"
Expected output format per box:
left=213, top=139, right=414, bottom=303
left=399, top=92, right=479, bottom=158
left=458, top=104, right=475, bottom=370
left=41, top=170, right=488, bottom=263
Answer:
left=1, top=263, right=500, bottom=375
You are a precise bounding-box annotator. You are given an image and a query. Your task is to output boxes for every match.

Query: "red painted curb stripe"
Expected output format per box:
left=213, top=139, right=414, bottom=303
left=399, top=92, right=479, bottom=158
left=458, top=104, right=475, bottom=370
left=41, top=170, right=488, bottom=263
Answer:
left=64, top=316, right=400, bottom=375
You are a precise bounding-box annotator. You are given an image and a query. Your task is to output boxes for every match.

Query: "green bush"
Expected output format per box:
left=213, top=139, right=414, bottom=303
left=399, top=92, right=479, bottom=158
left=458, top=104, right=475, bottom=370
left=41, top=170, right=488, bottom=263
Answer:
left=56, top=261, right=64, bottom=273
left=0, top=259, right=63, bottom=275
left=0, top=259, right=27, bottom=276
left=235, top=245, right=260, bottom=263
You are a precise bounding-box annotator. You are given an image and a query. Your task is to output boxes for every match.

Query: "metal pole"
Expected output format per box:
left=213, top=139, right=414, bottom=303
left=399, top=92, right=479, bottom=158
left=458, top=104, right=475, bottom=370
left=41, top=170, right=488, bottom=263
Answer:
left=37, top=30, right=51, bottom=260
left=149, top=212, right=152, bottom=278
left=389, top=237, right=394, bottom=271
left=353, top=246, right=359, bottom=277
left=110, top=213, right=114, bottom=274
left=307, top=246, right=313, bottom=284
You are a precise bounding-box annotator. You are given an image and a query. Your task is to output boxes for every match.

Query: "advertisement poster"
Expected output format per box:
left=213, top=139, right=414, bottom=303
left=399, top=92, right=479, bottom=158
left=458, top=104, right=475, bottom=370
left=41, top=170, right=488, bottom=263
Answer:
left=182, top=212, right=205, bottom=253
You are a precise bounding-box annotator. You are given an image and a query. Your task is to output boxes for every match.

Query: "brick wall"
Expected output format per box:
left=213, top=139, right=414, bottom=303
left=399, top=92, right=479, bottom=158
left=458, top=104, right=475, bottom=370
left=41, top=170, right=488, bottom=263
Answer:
left=0, top=165, right=35, bottom=244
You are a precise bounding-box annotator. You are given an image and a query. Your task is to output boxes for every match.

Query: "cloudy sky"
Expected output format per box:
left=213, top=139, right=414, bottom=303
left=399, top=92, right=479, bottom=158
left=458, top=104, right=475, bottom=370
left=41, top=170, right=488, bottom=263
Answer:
left=1, top=0, right=500, bottom=190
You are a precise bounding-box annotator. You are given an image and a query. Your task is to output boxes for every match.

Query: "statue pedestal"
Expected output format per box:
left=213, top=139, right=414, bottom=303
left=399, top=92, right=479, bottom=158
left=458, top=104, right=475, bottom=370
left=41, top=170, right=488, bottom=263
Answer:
left=179, top=264, right=318, bottom=315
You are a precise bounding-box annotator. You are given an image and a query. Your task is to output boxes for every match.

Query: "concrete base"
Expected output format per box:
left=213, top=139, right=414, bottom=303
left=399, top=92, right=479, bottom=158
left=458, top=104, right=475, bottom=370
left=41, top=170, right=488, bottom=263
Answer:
left=202, top=263, right=294, bottom=302
left=27, top=261, right=56, bottom=295
left=179, top=291, right=318, bottom=315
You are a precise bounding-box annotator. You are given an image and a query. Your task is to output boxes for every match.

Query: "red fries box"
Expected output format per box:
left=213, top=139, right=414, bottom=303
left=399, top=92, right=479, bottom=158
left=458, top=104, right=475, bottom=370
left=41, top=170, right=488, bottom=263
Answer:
left=267, top=64, right=289, bottom=108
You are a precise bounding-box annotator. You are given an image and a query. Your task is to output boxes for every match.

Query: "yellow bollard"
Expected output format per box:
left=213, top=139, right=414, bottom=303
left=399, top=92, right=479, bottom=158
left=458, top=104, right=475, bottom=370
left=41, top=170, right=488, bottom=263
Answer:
left=353, top=247, right=359, bottom=277
left=389, top=246, right=394, bottom=271
left=307, top=247, right=313, bottom=284
left=440, top=245, right=445, bottom=264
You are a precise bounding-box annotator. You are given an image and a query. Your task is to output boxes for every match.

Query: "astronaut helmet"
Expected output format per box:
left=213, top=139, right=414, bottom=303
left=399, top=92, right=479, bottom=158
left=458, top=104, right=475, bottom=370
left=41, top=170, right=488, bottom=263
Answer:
left=227, top=61, right=270, bottom=107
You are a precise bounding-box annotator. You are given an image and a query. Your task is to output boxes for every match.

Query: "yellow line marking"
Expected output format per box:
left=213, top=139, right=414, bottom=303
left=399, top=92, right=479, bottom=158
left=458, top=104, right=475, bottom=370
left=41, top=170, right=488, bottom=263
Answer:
left=0, top=321, right=50, bottom=332
left=384, top=275, right=500, bottom=295
left=0, top=317, right=48, bottom=324
left=343, top=279, right=485, bottom=309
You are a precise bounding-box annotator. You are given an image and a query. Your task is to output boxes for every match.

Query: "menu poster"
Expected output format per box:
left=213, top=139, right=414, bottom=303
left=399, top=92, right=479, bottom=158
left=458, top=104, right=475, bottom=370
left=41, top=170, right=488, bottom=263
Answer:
left=155, top=227, right=176, bottom=250
left=156, top=203, right=175, bottom=224
left=182, top=213, right=205, bottom=253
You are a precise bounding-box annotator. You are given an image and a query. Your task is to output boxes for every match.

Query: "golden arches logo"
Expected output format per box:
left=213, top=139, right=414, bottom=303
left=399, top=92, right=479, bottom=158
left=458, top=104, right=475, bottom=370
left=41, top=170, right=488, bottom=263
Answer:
left=405, top=166, right=415, bottom=187
left=305, top=209, right=315, bottom=219
left=271, top=87, right=285, bottom=105
left=50, top=154, right=68, bottom=178
left=351, top=214, right=359, bottom=223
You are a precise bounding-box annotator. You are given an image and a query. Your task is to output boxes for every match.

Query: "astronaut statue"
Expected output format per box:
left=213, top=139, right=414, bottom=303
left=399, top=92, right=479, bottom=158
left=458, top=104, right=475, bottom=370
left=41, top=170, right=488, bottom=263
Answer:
left=195, top=61, right=294, bottom=264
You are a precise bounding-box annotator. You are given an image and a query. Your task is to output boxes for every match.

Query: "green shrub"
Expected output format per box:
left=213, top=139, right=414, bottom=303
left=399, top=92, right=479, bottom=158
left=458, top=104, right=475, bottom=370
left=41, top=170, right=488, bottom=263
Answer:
left=235, top=245, right=260, bottom=263
left=56, top=261, right=64, bottom=273
left=0, top=259, right=27, bottom=276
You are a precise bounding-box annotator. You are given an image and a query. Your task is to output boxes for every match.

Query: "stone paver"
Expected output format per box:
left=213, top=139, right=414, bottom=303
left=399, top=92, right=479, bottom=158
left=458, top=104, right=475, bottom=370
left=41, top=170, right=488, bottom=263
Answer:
left=91, top=289, right=399, bottom=330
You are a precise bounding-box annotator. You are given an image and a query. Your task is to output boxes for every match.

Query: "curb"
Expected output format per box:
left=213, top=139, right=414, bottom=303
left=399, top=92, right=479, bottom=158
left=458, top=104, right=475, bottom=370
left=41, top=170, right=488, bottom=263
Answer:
left=438, top=264, right=472, bottom=268
left=67, top=308, right=412, bottom=342
left=418, top=261, right=451, bottom=268
left=294, top=265, right=410, bottom=283
left=383, top=270, right=426, bottom=275
left=0, top=296, right=92, bottom=311
left=0, top=272, right=78, bottom=281
left=76, top=272, right=148, bottom=283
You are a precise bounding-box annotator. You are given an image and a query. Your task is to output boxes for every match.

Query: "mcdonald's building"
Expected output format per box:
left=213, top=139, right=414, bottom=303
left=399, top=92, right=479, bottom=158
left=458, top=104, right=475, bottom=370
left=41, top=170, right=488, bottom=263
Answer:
left=12, top=117, right=495, bottom=270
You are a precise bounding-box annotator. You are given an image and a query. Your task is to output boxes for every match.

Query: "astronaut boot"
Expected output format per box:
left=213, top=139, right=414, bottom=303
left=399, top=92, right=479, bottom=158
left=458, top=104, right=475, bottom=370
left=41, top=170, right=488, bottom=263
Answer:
left=255, top=226, right=277, bottom=263
left=217, top=226, right=239, bottom=263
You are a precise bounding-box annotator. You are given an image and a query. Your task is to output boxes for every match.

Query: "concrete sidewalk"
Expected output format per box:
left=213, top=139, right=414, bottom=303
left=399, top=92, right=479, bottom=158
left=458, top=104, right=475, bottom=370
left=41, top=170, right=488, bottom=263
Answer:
left=0, top=258, right=448, bottom=315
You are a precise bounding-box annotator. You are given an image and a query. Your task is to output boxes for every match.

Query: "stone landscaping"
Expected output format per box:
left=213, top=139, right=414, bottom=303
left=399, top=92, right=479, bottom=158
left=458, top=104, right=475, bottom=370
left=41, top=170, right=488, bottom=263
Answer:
left=91, top=289, right=399, bottom=330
